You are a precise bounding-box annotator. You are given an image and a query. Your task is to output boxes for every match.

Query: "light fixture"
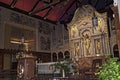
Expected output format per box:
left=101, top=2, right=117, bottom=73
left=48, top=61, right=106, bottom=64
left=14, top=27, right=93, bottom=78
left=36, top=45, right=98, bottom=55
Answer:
left=113, top=0, right=118, bottom=6
left=92, top=11, right=98, bottom=27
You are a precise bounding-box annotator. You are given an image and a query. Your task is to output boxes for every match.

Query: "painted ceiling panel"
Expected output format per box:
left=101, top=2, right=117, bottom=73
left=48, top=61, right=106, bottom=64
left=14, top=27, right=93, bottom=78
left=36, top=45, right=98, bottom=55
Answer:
left=60, top=2, right=77, bottom=23
left=33, top=1, right=45, bottom=12
left=36, top=8, right=50, bottom=17
left=0, top=0, right=12, bottom=4
left=15, top=0, right=37, bottom=12
left=0, top=0, right=113, bottom=24
left=47, top=0, right=74, bottom=21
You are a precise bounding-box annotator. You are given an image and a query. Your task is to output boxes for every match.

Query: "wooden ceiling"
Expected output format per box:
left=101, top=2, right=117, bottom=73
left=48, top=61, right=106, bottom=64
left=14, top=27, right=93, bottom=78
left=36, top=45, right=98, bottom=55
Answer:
left=0, top=0, right=113, bottom=24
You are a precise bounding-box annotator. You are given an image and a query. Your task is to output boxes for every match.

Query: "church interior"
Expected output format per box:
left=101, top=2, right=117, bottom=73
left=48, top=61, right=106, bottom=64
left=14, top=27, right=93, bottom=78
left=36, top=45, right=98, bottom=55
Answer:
left=0, top=0, right=120, bottom=80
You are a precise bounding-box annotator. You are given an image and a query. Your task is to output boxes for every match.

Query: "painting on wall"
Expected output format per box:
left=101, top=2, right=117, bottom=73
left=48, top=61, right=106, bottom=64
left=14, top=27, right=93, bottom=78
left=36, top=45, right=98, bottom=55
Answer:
left=44, top=24, right=51, bottom=35
left=11, top=27, right=35, bottom=41
left=9, top=12, right=35, bottom=27
left=40, top=36, right=50, bottom=51
left=38, top=22, right=51, bottom=35
left=38, top=22, right=43, bottom=33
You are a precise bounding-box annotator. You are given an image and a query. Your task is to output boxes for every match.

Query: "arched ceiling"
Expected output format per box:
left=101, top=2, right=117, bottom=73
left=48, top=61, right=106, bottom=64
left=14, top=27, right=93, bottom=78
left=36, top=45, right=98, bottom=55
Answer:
left=0, top=0, right=113, bottom=24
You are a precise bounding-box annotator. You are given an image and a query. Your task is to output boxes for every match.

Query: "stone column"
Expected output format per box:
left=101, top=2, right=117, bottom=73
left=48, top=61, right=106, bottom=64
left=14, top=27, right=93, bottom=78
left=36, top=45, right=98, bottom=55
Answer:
left=111, top=6, right=120, bottom=58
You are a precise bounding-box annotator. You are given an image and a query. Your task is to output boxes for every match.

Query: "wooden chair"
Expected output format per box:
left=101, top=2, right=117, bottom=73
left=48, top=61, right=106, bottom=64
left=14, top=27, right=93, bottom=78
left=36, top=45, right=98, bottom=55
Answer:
left=84, top=59, right=102, bottom=80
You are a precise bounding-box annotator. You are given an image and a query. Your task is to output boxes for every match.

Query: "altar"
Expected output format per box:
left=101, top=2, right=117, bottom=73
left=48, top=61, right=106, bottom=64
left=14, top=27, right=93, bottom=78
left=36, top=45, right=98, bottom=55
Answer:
left=37, top=62, right=57, bottom=74
left=36, top=62, right=73, bottom=75
left=67, top=5, right=110, bottom=69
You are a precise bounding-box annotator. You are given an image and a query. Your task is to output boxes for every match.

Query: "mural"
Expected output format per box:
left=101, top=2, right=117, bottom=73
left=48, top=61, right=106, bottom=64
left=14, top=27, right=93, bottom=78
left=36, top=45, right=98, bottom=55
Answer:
left=40, top=36, right=50, bottom=51
left=38, top=22, right=51, bottom=35
left=9, top=12, right=35, bottom=27
left=3, top=25, right=35, bottom=50
left=10, top=27, right=34, bottom=40
left=38, top=22, right=51, bottom=51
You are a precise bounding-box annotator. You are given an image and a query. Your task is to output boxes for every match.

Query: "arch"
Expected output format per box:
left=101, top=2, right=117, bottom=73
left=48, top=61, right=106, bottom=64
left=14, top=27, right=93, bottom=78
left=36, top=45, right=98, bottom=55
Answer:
left=64, top=51, right=70, bottom=59
left=52, top=53, right=57, bottom=62
left=113, top=44, right=119, bottom=58
left=58, top=52, right=63, bottom=60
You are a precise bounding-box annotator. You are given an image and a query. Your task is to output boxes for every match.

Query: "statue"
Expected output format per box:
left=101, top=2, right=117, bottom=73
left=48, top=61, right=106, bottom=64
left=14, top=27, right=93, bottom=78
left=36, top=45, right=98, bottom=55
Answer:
left=83, top=34, right=91, bottom=55
left=96, top=39, right=101, bottom=54
left=75, top=42, right=80, bottom=57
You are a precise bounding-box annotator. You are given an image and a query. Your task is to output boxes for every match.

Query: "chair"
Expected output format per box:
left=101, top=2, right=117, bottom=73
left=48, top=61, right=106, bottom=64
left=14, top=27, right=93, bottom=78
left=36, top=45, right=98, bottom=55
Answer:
left=84, top=59, right=102, bottom=80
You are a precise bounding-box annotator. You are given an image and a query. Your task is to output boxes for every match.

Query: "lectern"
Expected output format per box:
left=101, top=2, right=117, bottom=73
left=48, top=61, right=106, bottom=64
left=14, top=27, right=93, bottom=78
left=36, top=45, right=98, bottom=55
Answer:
left=17, top=54, right=35, bottom=80
left=16, top=36, right=35, bottom=80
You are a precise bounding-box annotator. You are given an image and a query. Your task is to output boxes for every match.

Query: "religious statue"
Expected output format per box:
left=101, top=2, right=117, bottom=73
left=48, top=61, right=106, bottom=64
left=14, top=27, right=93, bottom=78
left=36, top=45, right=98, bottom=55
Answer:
left=71, top=25, right=78, bottom=38
left=75, top=42, right=80, bottom=57
left=96, top=39, right=101, bottom=54
left=83, top=34, right=91, bottom=55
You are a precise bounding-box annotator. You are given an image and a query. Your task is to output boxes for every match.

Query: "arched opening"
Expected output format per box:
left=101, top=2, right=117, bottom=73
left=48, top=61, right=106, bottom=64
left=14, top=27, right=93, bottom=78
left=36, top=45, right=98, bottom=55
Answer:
left=64, top=51, right=70, bottom=59
left=52, top=53, right=57, bottom=62
left=113, top=44, right=119, bottom=58
left=58, top=52, right=63, bottom=60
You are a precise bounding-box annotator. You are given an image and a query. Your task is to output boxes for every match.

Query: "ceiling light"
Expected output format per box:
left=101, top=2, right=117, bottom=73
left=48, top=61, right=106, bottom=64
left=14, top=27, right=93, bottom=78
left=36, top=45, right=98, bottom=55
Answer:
left=113, top=0, right=118, bottom=6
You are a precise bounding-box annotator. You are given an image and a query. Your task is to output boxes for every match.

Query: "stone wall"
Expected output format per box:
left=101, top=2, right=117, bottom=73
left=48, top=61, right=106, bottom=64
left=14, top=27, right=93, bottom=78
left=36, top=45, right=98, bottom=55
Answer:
left=0, top=6, right=55, bottom=52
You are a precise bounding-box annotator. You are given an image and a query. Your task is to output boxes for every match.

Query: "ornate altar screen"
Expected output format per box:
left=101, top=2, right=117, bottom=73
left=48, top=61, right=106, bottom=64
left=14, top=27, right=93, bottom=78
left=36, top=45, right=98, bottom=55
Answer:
left=67, top=5, right=110, bottom=67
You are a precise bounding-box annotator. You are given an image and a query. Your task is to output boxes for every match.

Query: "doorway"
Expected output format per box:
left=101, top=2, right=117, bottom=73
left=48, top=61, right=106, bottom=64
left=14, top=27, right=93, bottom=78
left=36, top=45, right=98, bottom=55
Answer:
left=113, top=44, right=119, bottom=58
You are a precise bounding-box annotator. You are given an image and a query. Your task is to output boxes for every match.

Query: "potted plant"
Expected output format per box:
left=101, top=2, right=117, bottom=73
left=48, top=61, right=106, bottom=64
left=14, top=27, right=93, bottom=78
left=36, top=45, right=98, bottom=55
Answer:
left=98, top=57, right=120, bottom=80
left=54, top=58, right=72, bottom=77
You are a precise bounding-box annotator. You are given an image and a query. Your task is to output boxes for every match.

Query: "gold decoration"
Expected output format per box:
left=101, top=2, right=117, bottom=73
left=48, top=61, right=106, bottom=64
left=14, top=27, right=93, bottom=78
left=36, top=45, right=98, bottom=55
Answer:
left=83, top=34, right=91, bottom=55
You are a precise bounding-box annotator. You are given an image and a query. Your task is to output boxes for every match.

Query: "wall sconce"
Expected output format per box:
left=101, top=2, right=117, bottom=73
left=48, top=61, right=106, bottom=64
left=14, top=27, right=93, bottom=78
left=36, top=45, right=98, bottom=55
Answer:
left=92, top=11, right=98, bottom=27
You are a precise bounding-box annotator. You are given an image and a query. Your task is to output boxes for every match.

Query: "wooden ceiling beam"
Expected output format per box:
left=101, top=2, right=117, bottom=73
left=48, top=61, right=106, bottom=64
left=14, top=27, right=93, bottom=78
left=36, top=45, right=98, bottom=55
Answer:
left=29, top=0, right=67, bottom=15
left=10, top=0, right=18, bottom=8
left=42, top=0, right=52, bottom=4
left=59, top=0, right=76, bottom=21
left=43, top=7, right=53, bottom=19
left=29, top=0, right=42, bottom=12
